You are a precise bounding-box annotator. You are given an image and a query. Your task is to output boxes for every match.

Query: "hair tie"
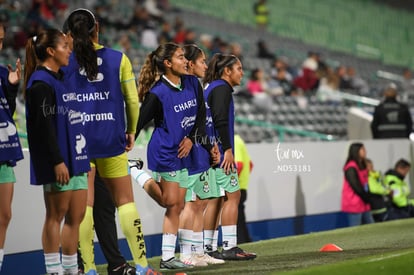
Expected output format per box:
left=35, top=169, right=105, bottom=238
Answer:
left=32, top=36, right=37, bottom=42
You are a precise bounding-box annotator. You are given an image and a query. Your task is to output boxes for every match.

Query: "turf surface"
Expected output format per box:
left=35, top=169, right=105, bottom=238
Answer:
left=96, top=218, right=414, bottom=274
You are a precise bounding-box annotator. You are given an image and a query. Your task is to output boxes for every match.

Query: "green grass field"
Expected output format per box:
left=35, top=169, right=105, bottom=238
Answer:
left=97, top=218, right=414, bottom=275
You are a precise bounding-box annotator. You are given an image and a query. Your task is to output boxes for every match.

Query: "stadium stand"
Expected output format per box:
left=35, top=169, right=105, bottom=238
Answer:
left=1, top=0, right=413, bottom=144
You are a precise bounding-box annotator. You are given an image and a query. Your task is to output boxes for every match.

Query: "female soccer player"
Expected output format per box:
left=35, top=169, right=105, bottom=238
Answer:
left=24, top=28, right=90, bottom=275
left=0, top=22, right=23, bottom=272
left=136, top=42, right=208, bottom=270
left=63, top=8, right=160, bottom=275
left=178, top=44, right=224, bottom=266
left=203, top=53, right=257, bottom=260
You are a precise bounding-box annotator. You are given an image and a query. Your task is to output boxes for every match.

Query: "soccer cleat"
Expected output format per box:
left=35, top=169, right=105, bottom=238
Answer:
left=159, top=257, right=193, bottom=270
left=128, top=158, right=144, bottom=170
left=180, top=254, right=208, bottom=267
left=135, top=264, right=163, bottom=275
left=221, top=246, right=257, bottom=261
left=198, top=253, right=225, bottom=264
left=109, top=263, right=136, bottom=275
left=206, top=250, right=223, bottom=260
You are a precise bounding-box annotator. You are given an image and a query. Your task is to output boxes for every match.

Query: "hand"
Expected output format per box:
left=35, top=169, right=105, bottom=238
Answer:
left=210, top=143, right=221, bottom=166
left=125, top=133, right=135, bottom=152
left=54, top=162, right=70, bottom=185
left=220, top=148, right=235, bottom=175
left=7, top=58, right=21, bottom=85
left=178, top=137, right=193, bottom=158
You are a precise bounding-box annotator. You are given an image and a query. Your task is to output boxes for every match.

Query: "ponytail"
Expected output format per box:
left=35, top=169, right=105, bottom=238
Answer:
left=67, top=9, right=99, bottom=80
left=137, top=42, right=181, bottom=102
left=23, top=37, right=38, bottom=97
left=137, top=52, right=158, bottom=102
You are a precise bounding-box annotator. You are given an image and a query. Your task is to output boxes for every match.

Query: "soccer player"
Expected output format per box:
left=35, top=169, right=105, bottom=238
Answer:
left=0, top=22, right=23, bottom=272
left=24, top=28, right=90, bottom=275
left=63, top=9, right=161, bottom=275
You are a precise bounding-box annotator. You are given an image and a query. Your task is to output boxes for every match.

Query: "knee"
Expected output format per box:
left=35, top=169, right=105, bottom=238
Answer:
left=0, top=210, right=12, bottom=227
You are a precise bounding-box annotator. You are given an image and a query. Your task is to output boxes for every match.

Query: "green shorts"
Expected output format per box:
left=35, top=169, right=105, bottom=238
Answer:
left=91, top=152, right=129, bottom=178
left=43, top=173, right=88, bottom=192
left=0, top=164, right=15, bottom=184
left=152, top=168, right=188, bottom=188
left=215, top=168, right=240, bottom=194
left=185, top=168, right=221, bottom=202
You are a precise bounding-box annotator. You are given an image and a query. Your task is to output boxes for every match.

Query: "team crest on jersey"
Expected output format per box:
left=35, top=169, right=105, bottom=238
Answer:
left=230, top=176, right=238, bottom=187
left=169, top=171, right=177, bottom=177
left=203, top=181, right=209, bottom=193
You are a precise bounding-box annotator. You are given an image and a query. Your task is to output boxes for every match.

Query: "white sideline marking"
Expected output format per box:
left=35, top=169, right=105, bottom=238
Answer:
left=366, top=251, right=412, bottom=262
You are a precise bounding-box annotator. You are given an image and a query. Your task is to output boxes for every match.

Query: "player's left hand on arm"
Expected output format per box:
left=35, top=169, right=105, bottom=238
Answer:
left=125, top=133, right=135, bottom=152
left=7, top=58, right=21, bottom=85
left=178, top=136, right=193, bottom=158
left=220, top=148, right=235, bottom=175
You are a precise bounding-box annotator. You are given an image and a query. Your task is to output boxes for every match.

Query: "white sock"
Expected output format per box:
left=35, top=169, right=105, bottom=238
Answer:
left=203, top=230, right=214, bottom=252
left=193, top=231, right=204, bottom=255
left=0, top=248, right=4, bottom=271
left=178, top=229, right=193, bottom=257
left=44, top=252, right=62, bottom=274
left=130, top=167, right=152, bottom=188
left=222, top=225, right=237, bottom=250
left=212, top=229, right=219, bottom=251
left=162, top=233, right=177, bottom=261
left=62, top=253, right=78, bottom=274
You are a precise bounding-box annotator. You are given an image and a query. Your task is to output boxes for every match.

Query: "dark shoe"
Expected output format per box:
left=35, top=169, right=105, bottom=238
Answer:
left=206, top=250, right=223, bottom=260
left=109, top=263, right=136, bottom=275
left=128, top=158, right=144, bottom=170
left=159, top=257, right=193, bottom=270
left=221, top=246, right=257, bottom=261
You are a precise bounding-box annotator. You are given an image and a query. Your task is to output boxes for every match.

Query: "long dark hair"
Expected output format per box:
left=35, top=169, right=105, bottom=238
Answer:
left=203, top=53, right=239, bottom=85
left=137, top=42, right=180, bottom=102
left=345, top=142, right=366, bottom=169
left=66, top=8, right=98, bottom=80
left=183, top=44, right=203, bottom=63
left=23, top=29, right=65, bottom=96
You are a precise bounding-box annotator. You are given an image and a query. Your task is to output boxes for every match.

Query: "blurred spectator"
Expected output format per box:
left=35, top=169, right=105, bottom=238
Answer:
left=400, top=68, right=414, bottom=102
left=183, top=28, right=196, bottom=45
left=199, top=33, right=213, bottom=57
left=229, top=42, right=243, bottom=62
left=141, top=21, right=158, bottom=49
left=270, top=57, right=293, bottom=82
left=366, top=158, right=391, bottom=222
left=371, top=83, right=413, bottom=139
left=384, top=159, right=414, bottom=220
left=293, top=51, right=320, bottom=92
left=341, top=143, right=374, bottom=227
left=336, top=65, right=352, bottom=90
left=144, top=0, right=164, bottom=22
left=173, top=18, right=186, bottom=44
left=347, top=66, right=370, bottom=96
left=256, top=39, right=275, bottom=60
left=269, top=67, right=295, bottom=96
left=246, top=68, right=272, bottom=111
left=158, top=20, right=172, bottom=44
left=210, top=36, right=228, bottom=55
left=113, top=33, right=132, bottom=54
left=253, top=0, right=269, bottom=31
left=316, top=66, right=342, bottom=104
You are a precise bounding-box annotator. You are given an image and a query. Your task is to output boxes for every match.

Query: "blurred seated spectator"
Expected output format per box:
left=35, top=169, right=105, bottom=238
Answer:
left=229, top=42, right=244, bottom=62
left=270, top=57, right=293, bottom=82
left=293, top=51, right=320, bottom=93
left=347, top=66, right=370, bottom=96
left=336, top=65, right=352, bottom=90
left=183, top=28, right=197, bottom=45
left=141, top=21, right=158, bottom=49
left=400, top=68, right=414, bottom=103
left=158, top=20, right=172, bottom=44
left=384, top=159, right=414, bottom=220
left=268, top=67, right=295, bottom=96
left=246, top=68, right=272, bottom=112
left=256, top=39, right=275, bottom=60
left=316, top=66, right=342, bottom=104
